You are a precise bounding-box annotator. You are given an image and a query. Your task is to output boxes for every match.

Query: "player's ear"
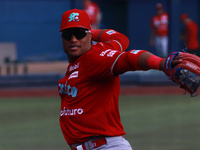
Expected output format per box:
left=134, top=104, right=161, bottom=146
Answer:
left=88, top=32, right=92, bottom=40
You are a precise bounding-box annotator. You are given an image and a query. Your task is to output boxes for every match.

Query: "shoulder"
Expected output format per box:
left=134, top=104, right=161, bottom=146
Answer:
left=151, top=15, right=158, bottom=21
left=162, top=12, right=168, bottom=17
left=163, top=12, right=168, bottom=15
left=187, top=21, right=198, bottom=28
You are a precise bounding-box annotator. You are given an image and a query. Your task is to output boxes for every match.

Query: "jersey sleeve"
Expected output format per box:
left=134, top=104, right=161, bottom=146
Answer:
left=81, top=48, right=124, bottom=79
left=91, top=29, right=129, bottom=51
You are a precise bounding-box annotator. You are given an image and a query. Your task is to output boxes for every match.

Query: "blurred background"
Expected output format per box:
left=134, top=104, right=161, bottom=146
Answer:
left=0, top=0, right=199, bottom=86
left=0, top=0, right=200, bottom=150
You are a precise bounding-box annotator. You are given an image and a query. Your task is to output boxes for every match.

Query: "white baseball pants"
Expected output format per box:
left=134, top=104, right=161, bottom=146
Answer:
left=94, top=136, right=132, bottom=150
left=155, top=35, right=168, bottom=58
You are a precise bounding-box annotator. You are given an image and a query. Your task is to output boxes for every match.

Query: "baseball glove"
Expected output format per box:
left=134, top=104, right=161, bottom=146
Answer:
left=165, top=51, right=200, bottom=96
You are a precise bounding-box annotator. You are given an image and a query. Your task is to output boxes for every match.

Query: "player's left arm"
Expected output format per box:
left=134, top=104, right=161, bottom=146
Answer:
left=113, top=50, right=200, bottom=95
left=113, top=50, right=181, bottom=75
left=91, top=29, right=129, bottom=51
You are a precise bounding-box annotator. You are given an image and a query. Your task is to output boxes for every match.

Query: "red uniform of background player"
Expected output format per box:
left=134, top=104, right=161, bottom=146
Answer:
left=83, top=0, right=101, bottom=29
left=180, top=13, right=200, bottom=56
left=58, top=9, right=181, bottom=150
left=150, top=3, right=168, bottom=57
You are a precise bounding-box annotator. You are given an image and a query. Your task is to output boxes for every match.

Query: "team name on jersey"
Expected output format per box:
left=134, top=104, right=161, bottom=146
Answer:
left=58, top=81, right=78, bottom=97
left=69, top=62, right=79, bottom=72
left=60, top=107, right=83, bottom=116
left=100, top=49, right=118, bottom=57
left=68, top=71, right=79, bottom=80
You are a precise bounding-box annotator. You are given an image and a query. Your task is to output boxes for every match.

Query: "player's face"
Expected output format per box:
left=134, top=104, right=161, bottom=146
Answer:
left=156, top=8, right=163, bottom=15
left=61, top=28, right=92, bottom=62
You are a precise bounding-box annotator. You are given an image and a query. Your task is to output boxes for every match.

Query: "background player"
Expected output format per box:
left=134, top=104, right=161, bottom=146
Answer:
left=83, top=0, right=101, bottom=29
left=150, top=3, right=168, bottom=57
left=180, top=13, right=200, bottom=56
left=58, top=9, right=182, bottom=150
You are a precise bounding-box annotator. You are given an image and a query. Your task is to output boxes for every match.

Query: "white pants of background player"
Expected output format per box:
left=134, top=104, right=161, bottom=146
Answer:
left=93, top=136, right=132, bottom=150
left=155, top=35, right=168, bottom=58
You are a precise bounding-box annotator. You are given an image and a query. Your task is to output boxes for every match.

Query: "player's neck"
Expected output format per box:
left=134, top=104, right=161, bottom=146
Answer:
left=68, top=56, right=80, bottom=64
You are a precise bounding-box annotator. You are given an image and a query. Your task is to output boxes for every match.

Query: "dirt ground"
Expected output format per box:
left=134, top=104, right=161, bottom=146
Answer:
left=0, top=85, right=186, bottom=98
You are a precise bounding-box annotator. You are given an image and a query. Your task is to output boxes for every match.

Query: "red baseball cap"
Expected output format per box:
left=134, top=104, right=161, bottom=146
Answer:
left=156, top=3, right=163, bottom=9
left=60, top=9, right=91, bottom=32
left=180, top=13, right=188, bottom=21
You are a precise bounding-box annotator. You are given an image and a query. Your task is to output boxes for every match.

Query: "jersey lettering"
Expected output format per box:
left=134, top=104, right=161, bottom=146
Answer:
left=68, top=71, right=79, bottom=80
left=100, top=49, right=117, bottom=57
left=59, top=82, right=78, bottom=97
left=60, top=107, right=83, bottom=116
left=69, top=62, right=79, bottom=72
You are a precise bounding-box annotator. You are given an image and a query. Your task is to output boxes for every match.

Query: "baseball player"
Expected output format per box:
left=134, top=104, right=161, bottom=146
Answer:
left=180, top=13, right=200, bottom=56
left=83, top=0, right=101, bottom=29
left=150, top=3, right=168, bottom=57
left=58, top=9, right=199, bottom=150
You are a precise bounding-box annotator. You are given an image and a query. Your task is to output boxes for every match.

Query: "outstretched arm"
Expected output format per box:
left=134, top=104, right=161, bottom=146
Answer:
left=113, top=50, right=181, bottom=75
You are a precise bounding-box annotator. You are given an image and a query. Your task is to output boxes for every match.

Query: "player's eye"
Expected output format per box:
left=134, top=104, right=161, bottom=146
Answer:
left=62, top=28, right=91, bottom=40
left=61, top=30, right=73, bottom=40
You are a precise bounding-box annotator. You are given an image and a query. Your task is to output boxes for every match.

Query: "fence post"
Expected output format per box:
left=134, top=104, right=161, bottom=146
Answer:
left=23, top=63, right=28, bottom=74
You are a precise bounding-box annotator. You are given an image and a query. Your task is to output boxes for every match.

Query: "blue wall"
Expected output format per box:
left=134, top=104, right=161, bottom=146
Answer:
left=0, top=0, right=72, bottom=61
left=0, top=0, right=199, bottom=61
left=127, top=0, right=168, bottom=54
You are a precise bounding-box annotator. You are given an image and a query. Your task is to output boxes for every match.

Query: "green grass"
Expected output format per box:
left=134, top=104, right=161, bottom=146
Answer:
left=0, top=95, right=200, bottom=150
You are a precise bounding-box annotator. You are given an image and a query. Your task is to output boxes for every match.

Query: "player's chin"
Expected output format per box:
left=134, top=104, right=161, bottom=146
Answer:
left=69, top=51, right=82, bottom=58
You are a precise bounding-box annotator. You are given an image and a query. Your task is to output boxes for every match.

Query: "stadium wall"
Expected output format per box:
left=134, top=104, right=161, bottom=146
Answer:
left=0, top=0, right=199, bottom=62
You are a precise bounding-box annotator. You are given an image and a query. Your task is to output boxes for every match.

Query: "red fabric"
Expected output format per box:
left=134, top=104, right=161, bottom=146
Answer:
left=113, top=50, right=148, bottom=75
left=84, top=2, right=100, bottom=26
left=60, top=9, right=91, bottom=31
left=151, top=12, right=168, bottom=36
left=91, top=29, right=129, bottom=51
left=147, top=55, right=164, bottom=70
left=58, top=34, right=128, bottom=145
left=185, top=21, right=199, bottom=50
left=91, top=29, right=101, bottom=41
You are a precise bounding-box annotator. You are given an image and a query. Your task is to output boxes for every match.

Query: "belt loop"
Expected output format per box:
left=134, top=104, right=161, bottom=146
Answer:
left=76, top=145, right=84, bottom=150
left=84, top=140, right=93, bottom=150
left=84, top=142, right=90, bottom=150
left=88, top=140, right=93, bottom=149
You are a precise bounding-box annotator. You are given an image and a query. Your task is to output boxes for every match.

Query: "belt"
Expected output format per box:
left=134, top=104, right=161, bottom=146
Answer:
left=71, top=137, right=107, bottom=150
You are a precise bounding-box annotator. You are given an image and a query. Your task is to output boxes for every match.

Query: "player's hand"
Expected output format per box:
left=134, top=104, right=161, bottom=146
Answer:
left=164, top=51, right=200, bottom=95
left=170, top=55, right=183, bottom=67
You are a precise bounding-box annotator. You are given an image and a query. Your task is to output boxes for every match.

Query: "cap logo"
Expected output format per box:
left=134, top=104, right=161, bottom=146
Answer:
left=68, top=12, right=79, bottom=22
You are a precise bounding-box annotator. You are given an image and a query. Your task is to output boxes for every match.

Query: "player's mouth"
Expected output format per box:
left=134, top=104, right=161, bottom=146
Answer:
left=69, top=45, right=80, bottom=51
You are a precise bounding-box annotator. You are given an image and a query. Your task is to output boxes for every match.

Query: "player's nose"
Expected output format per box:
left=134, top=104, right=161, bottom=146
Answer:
left=70, top=35, right=78, bottom=42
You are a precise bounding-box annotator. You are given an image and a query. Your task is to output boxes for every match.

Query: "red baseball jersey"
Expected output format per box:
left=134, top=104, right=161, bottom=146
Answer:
left=185, top=21, right=199, bottom=50
left=58, top=30, right=128, bottom=145
left=151, top=12, right=168, bottom=36
left=84, top=2, right=100, bottom=26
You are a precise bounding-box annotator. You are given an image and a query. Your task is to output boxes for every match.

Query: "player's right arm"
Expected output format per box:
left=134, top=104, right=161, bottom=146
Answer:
left=91, top=29, right=129, bottom=51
